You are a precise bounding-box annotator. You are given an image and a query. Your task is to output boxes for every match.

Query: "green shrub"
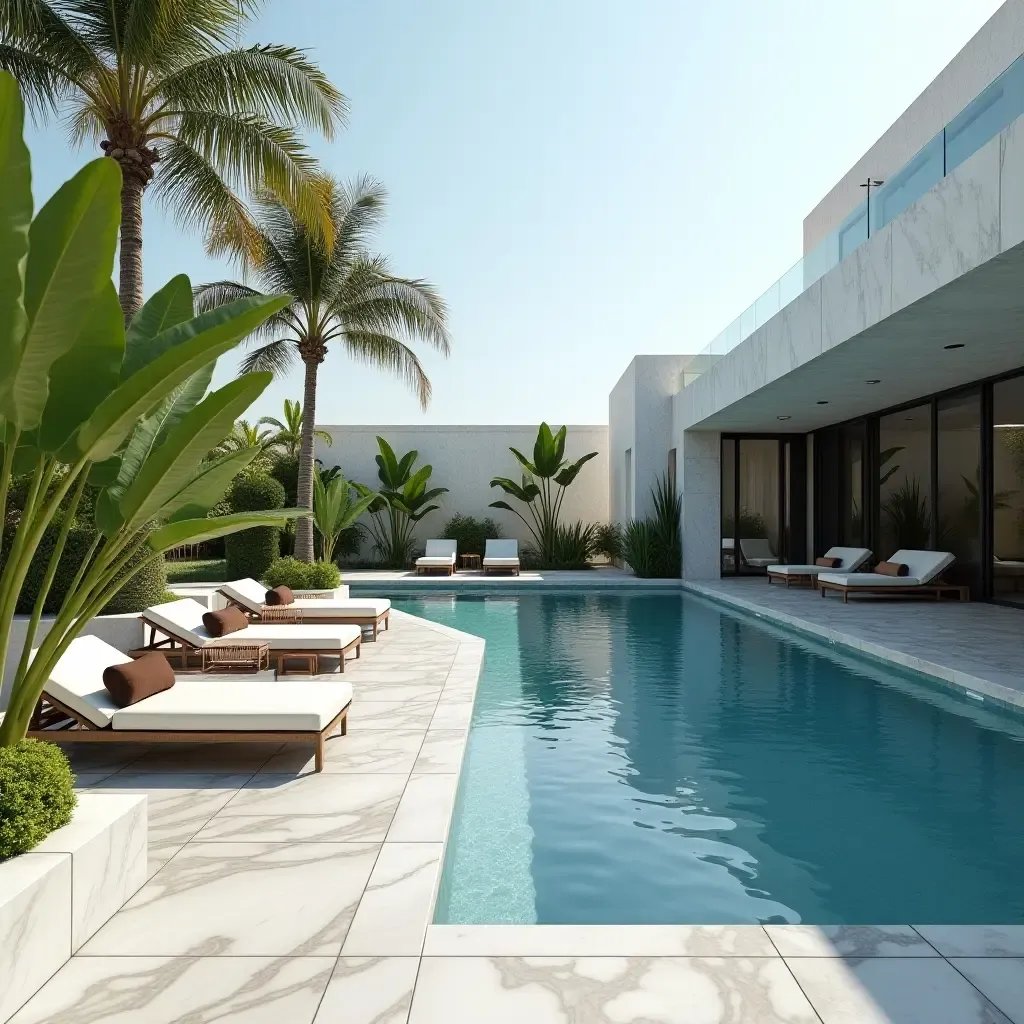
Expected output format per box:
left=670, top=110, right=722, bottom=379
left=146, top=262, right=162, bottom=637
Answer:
left=441, top=514, right=502, bottom=557
left=592, top=522, right=623, bottom=561
left=623, top=519, right=657, bottom=577
left=623, top=475, right=681, bottom=579
left=549, top=520, right=596, bottom=569
left=270, top=454, right=299, bottom=507
left=263, top=557, right=341, bottom=591
left=0, top=741, right=77, bottom=860
left=225, top=473, right=286, bottom=581
left=102, top=546, right=168, bottom=614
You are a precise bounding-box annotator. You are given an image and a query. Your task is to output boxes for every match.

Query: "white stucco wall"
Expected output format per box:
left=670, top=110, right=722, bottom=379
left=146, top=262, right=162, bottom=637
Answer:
left=608, top=361, right=636, bottom=526
left=803, top=0, right=1024, bottom=252
left=316, top=425, right=609, bottom=555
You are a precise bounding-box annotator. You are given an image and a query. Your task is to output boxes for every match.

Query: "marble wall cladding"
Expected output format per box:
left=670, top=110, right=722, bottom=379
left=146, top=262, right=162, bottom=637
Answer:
left=34, top=793, right=148, bottom=951
left=681, top=493, right=721, bottom=581
left=1000, top=116, right=1024, bottom=253
left=821, top=224, right=893, bottom=353
left=764, top=281, right=823, bottom=382
left=891, top=135, right=1001, bottom=313
left=0, top=854, right=71, bottom=1023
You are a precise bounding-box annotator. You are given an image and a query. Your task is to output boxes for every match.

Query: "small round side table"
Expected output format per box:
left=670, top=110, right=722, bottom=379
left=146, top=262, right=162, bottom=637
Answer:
left=460, top=553, right=482, bottom=571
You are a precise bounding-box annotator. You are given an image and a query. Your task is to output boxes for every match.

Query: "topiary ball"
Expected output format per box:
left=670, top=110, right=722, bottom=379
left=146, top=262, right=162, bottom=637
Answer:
left=305, top=561, right=341, bottom=590
left=0, top=740, right=77, bottom=860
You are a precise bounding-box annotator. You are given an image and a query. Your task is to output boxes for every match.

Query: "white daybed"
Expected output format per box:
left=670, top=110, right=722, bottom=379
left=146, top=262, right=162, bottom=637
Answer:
left=766, top=547, right=872, bottom=587
left=483, top=538, right=520, bottom=575
left=818, top=549, right=967, bottom=602
left=219, top=578, right=390, bottom=638
left=415, top=539, right=457, bottom=575
left=27, top=635, right=351, bottom=771
left=137, top=598, right=362, bottom=673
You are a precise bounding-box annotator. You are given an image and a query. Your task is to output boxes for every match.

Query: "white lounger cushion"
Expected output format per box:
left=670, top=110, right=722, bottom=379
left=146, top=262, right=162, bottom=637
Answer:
left=43, top=634, right=129, bottom=728
left=818, top=550, right=954, bottom=589
left=112, top=680, right=352, bottom=732
left=220, top=580, right=388, bottom=619
left=767, top=547, right=872, bottom=576
left=483, top=539, right=519, bottom=563
left=417, top=540, right=456, bottom=565
left=146, top=599, right=361, bottom=649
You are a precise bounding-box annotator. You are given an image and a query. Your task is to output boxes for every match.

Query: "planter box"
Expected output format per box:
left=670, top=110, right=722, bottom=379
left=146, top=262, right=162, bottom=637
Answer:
left=0, top=793, right=147, bottom=1022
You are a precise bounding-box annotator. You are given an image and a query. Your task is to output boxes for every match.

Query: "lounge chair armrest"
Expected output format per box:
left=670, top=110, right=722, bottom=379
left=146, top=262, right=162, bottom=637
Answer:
left=261, top=605, right=304, bottom=622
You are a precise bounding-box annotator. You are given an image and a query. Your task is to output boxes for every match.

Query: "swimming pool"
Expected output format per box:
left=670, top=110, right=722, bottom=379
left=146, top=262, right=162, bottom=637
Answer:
left=393, top=591, right=1024, bottom=926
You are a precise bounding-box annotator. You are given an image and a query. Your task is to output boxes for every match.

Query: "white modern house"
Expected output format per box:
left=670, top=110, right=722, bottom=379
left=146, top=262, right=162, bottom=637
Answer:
left=610, top=0, right=1024, bottom=605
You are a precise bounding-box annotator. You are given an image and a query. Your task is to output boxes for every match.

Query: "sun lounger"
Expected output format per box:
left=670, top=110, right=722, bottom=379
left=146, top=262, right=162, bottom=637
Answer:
left=136, top=598, right=362, bottom=673
left=26, top=636, right=350, bottom=771
left=219, top=579, right=390, bottom=638
left=739, top=537, right=777, bottom=568
left=483, top=538, right=520, bottom=575
left=767, top=547, right=872, bottom=587
left=415, top=539, right=457, bottom=575
left=818, top=549, right=967, bottom=602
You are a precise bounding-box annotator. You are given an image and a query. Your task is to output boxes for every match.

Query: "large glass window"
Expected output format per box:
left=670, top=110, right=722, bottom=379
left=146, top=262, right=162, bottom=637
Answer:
left=993, top=375, right=1024, bottom=604
left=871, top=133, right=944, bottom=233
left=737, top=439, right=780, bottom=574
left=721, top=439, right=736, bottom=574
left=937, top=392, right=982, bottom=595
left=838, top=424, right=865, bottom=546
left=879, top=404, right=932, bottom=555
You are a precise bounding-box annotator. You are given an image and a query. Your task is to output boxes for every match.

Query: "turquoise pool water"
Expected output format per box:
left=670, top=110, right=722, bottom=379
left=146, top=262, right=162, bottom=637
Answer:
left=393, top=591, right=1024, bottom=925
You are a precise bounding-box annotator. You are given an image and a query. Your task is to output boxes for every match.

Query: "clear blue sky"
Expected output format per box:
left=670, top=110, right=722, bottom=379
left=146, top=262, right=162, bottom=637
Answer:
left=25, top=0, right=1005, bottom=426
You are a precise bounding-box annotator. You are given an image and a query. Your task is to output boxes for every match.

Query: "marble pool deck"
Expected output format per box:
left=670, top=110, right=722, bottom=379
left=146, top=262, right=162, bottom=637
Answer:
left=8, top=602, right=1024, bottom=1023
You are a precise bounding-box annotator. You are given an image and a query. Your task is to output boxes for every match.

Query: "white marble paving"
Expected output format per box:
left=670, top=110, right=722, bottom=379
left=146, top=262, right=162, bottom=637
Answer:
left=914, top=926, right=1024, bottom=958
left=765, top=925, right=939, bottom=958
left=387, top=774, right=458, bottom=843
left=950, top=958, right=1024, bottom=1024
left=313, top=957, right=420, bottom=1024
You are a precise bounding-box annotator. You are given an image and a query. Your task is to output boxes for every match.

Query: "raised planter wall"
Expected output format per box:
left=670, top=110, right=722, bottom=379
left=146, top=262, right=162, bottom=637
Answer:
left=0, top=793, right=147, bottom=1023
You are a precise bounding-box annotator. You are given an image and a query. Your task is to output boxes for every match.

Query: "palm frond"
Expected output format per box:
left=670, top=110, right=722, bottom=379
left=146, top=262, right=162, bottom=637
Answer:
left=158, top=44, right=347, bottom=137
left=0, top=0, right=99, bottom=81
left=0, top=43, right=74, bottom=115
left=192, top=278, right=299, bottom=342
left=238, top=337, right=298, bottom=376
left=342, top=330, right=432, bottom=409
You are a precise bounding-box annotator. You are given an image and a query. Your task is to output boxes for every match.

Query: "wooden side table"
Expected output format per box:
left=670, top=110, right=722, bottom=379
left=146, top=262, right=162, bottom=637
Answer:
left=202, top=642, right=271, bottom=673
left=277, top=651, right=319, bottom=676
left=460, top=553, right=482, bottom=571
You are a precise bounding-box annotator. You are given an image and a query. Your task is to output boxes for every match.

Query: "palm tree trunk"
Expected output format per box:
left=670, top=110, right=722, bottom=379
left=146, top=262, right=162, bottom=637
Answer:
left=119, top=174, right=145, bottom=325
left=294, top=355, right=320, bottom=562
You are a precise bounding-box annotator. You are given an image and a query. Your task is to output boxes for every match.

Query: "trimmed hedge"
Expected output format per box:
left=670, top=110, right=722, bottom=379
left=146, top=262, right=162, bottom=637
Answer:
left=0, top=740, right=77, bottom=860
left=441, top=514, right=502, bottom=558
left=225, top=473, right=286, bottom=581
left=263, top=557, right=341, bottom=591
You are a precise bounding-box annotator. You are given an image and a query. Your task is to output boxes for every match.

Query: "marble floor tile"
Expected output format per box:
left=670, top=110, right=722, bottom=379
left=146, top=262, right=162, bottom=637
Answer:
left=914, top=926, right=1024, bottom=958
left=8, top=955, right=334, bottom=1024
left=409, top=956, right=819, bottom=1023
left=73, top=771, right=118, bottom=787
left=313, top=957, right=419, bottom=1024
left=352, top=702, right=438, bottom=731
left=387, top=774, right=458, bottom=842
left=193, top=773, right=406, bottom=843
left=259, top=730, right=426, bottom=775
left=423, top=924, right=777, bottom=957
left=355, top=683, right=444, bottom=702
left=785, top=956, right=1012, bottom=1024
left=765, top=925, right=938, bottom=958
left=81, top=842, right=379, bottom=956
left=65, top=744, right=151, bottom=771
left=413, top=730, right=469, bottom=773
left=427, top=703, right=473, bottom=729
left=951, top=958, right=1024, bottom=1023
left=343, top=843, right=442, bottom=955
left=126, top=742, right=285, bottom=772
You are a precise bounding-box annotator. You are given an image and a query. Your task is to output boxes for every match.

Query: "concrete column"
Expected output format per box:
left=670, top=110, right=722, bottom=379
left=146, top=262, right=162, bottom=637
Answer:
left=680, top=430, right=720, bottom=580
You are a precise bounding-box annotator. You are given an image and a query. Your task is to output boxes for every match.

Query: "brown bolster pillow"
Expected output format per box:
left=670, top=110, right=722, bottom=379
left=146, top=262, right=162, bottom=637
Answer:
left=103, top=653, right=174, bottom=708
left=202, top=605, right=249, bottom=637
left=875, top=560, right=909, bottom=577
left=264, top=585, right=294, bottom=606
left=815, top=556, right=841, bottom=568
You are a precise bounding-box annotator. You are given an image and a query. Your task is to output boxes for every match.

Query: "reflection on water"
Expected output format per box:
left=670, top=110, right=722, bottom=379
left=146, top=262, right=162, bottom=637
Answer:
left=404, top=593, right=1024, bottom=925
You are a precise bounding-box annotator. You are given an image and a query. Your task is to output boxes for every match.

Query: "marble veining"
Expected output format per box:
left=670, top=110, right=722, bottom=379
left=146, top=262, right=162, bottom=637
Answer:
left=313, top=957, right=420, bottom=1024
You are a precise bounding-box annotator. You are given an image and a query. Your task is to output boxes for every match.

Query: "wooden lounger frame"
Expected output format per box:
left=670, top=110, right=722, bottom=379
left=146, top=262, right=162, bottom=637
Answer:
left=27, top=693, right=349, bottom=772
left=221, top=594, right=390, bottom=639
left=133, top=616, right=361, bottom=674
left=818, top=578, right=970, bottom=603
left=483, top=563, right=520, bottom=576
left=767, top=569, right=817, bottom=588
left=414, top=563, right=454, bottom=576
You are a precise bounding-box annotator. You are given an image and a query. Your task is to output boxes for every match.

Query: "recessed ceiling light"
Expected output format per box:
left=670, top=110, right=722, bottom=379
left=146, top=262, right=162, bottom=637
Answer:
left=816, top=400, right=829, bottom=405
left=865, top=379, right=881, bottom=384
left=777, top=415, right=791, bottom=421
left=904, top=416, right=914, bottom=421
left=944, top=343, right=965, bottom=350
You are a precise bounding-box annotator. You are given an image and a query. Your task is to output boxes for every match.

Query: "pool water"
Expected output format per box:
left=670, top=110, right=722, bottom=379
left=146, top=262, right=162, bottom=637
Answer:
left=393, top=591, right=1024, bottom=925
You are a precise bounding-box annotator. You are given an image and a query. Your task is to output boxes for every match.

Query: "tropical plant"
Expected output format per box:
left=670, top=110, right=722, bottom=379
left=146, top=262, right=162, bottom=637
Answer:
left=194, top=176, right=451, bottom=562
left=441, top=514, right=502, bottom=558
left=624, top=474, right=681, bottom=578
left=549, top=520, right=597, bottom=569
left=355, top=438, right=447, bottom=568
left=879, top=445, right=904, bottom=487
left=882, top=476, right=931, bottom=549
left=259, top=398, right=332, bottom=459
left=0, top=0, right=345, bottom=323
left=622, top=519, right=657, bottom=578
left=721, top=507, right=767, bottom=539
left=592, top=522, right=623, bottom=562
left=312, top=467, right=376, bottom=564
left=489, top=423, right=598, bottom=567
left=0, top=76, right=300, bottom=747
left=211, top=418, right=279, bottom=472
left=264, top=555, right=339, bottom=591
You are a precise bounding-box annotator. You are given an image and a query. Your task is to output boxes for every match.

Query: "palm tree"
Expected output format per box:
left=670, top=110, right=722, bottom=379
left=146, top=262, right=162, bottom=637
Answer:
left=0, top=0, right=345, bottom=322
left=212, top=418, right=279, bottom=472
left=259, top=398, right=332, bottom=459
left=195, top=175, right=451, bottom=562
